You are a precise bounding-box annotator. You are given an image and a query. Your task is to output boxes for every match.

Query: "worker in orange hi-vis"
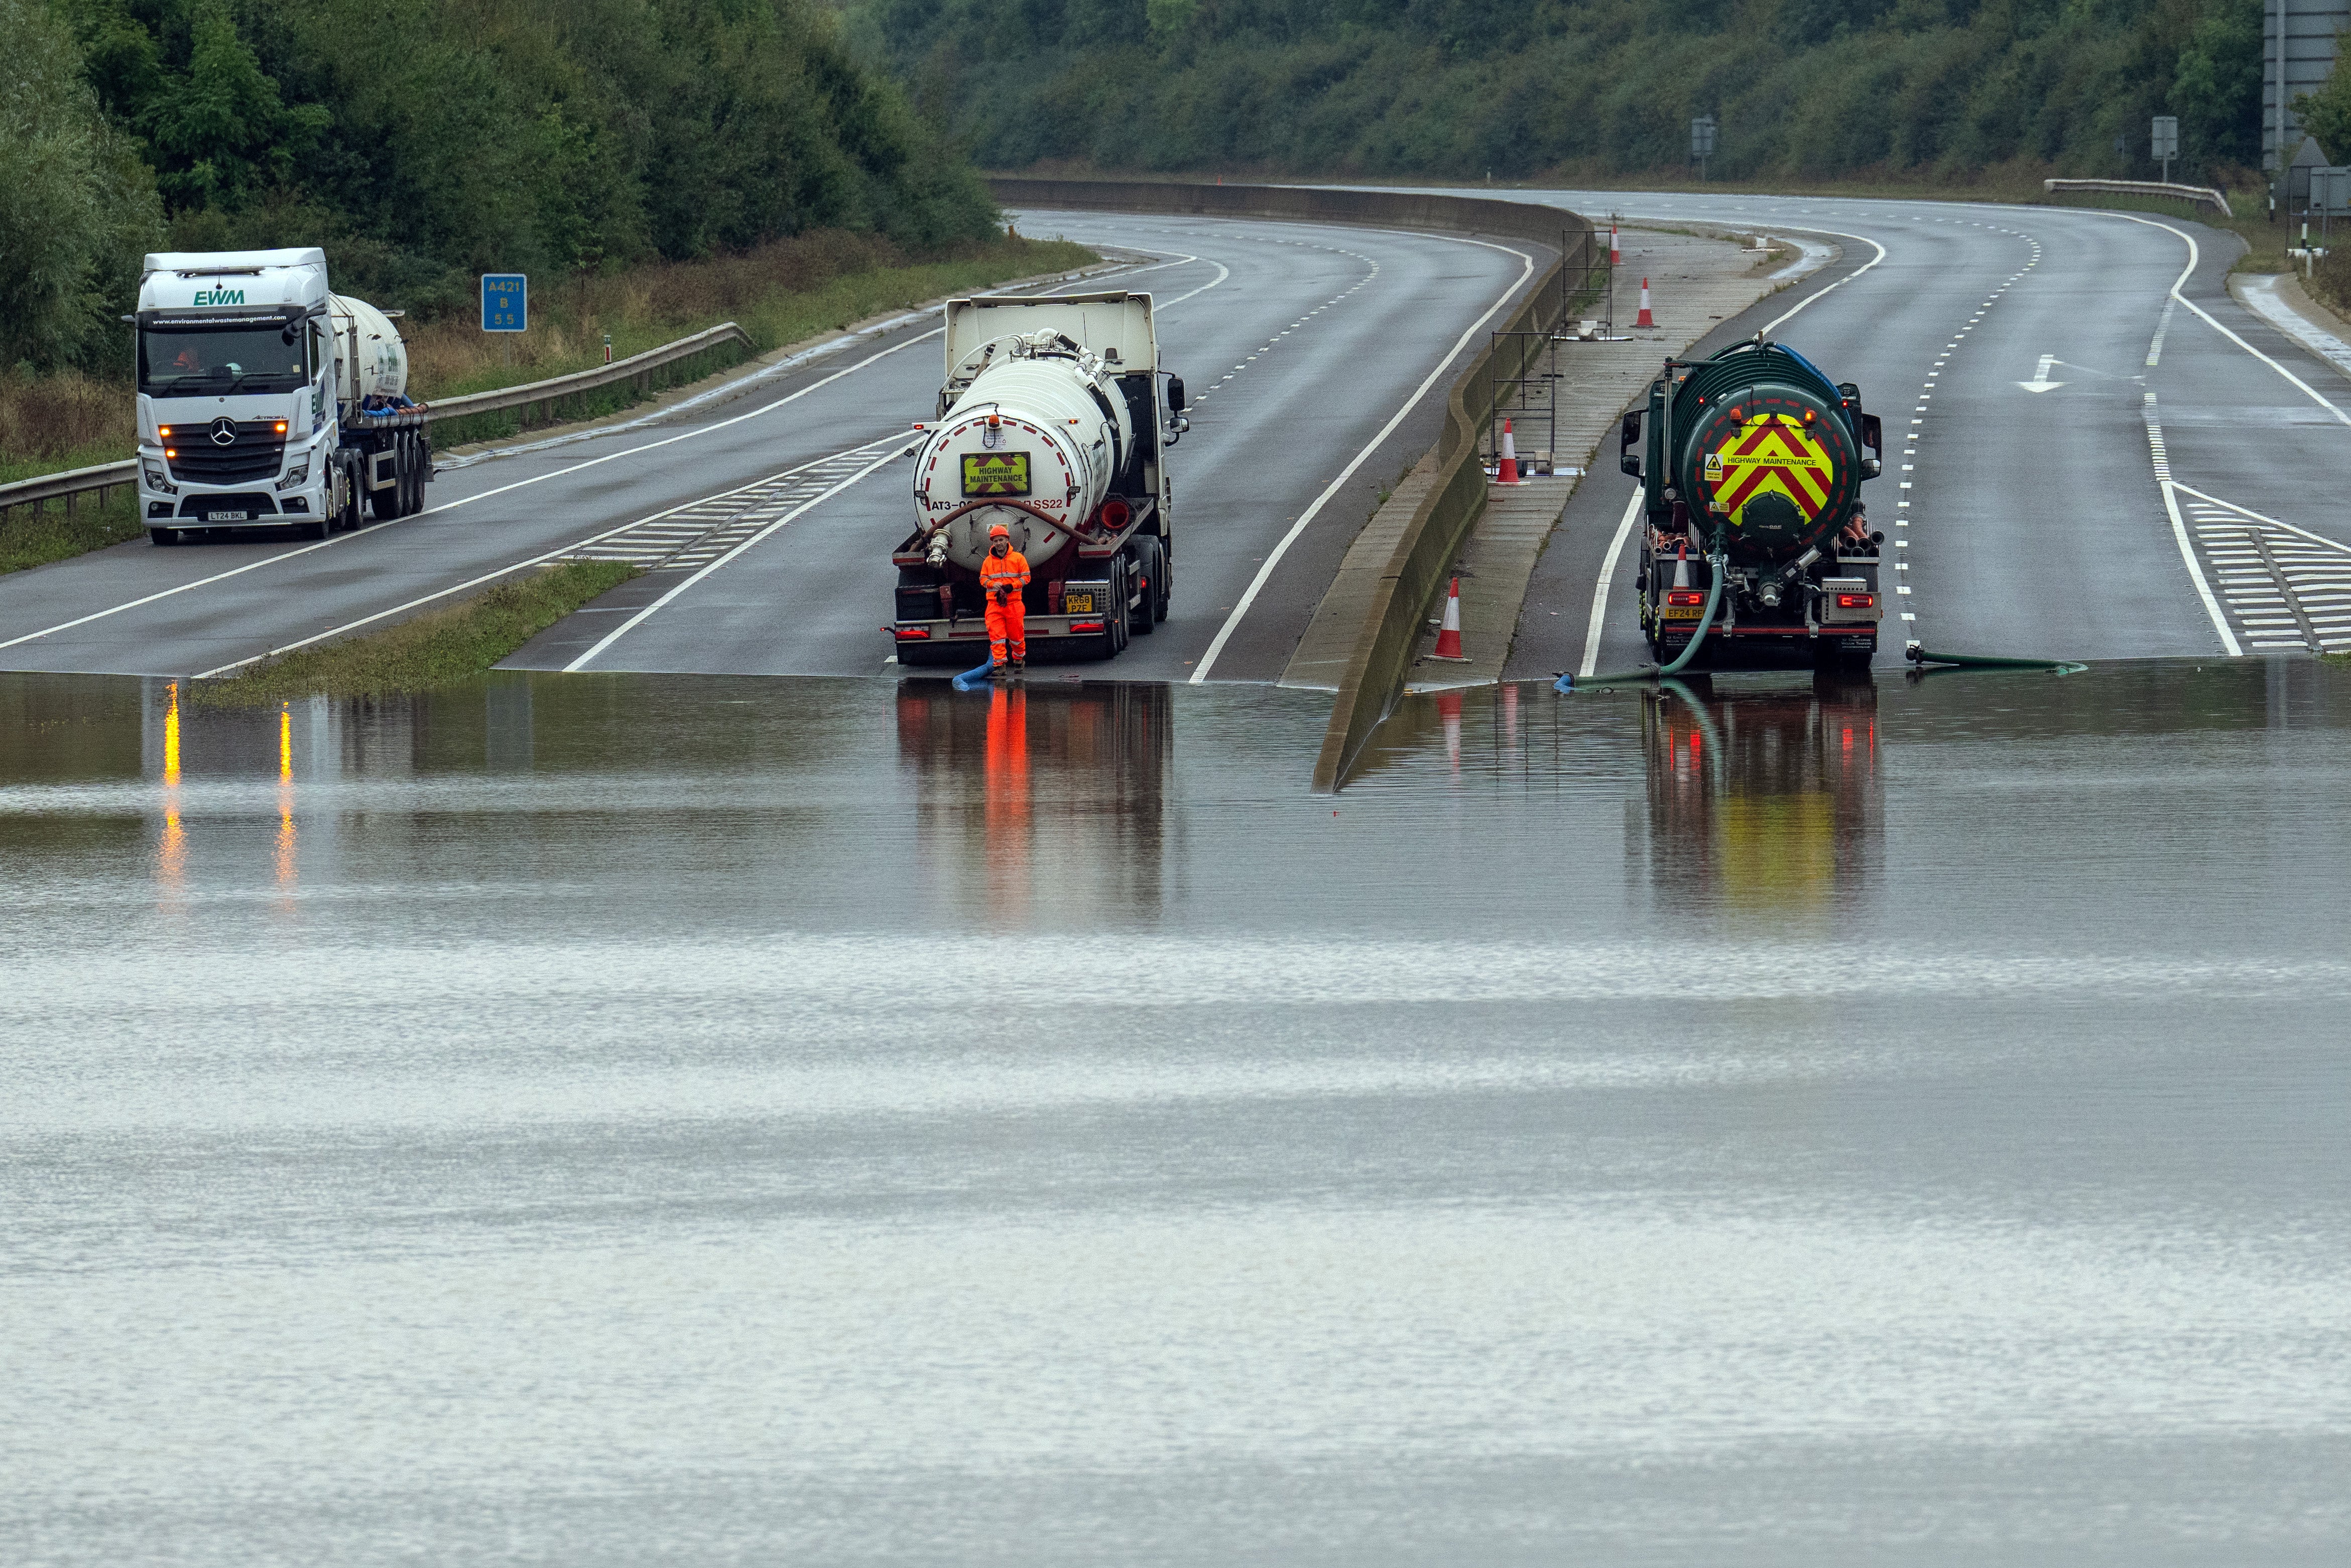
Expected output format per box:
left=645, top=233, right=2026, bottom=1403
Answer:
left=979, top=522, right=1030, bottom=674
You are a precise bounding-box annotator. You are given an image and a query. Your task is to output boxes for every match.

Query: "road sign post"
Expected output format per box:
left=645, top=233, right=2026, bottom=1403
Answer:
left=481, top=273, right=526, bottom=369
left=1691, top=115, right=1717, bottom=183
left=2152, top=115, right=2178, bottom=185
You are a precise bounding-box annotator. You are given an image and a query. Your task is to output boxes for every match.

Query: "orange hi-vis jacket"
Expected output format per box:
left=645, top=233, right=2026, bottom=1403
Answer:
left=980, top=547, right=1031, bottom=663
left=979, top=549, right=1030, bottom=601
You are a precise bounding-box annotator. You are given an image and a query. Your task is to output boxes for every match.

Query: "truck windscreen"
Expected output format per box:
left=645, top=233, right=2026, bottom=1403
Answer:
left=139, top=322, right=308, bottom=398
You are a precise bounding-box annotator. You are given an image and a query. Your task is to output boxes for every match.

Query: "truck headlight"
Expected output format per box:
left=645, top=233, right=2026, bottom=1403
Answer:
left=143, top=463, right=176, bottom=495
left=276, top=462, right=310, bottom=491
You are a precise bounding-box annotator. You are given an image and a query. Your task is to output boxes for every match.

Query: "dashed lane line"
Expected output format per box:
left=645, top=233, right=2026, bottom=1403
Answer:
left=1189, top=231, right=1539, bottom=683
left=10, top=248, right=1235, bottom=667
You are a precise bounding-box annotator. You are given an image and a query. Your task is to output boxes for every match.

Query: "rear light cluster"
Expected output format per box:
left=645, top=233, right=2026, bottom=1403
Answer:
left=1069, top=620, right=1106, bottom=633
left=895, top=627, right=931, bottom=640
left=1665, top=589, right=1706, bottom=606
left=1836, top=592, right=1874, bottom=609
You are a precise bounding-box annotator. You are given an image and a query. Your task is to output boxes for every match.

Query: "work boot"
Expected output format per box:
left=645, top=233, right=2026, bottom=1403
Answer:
left=991, top=660, right=1008, bottom=676
left=1011, top=657, right=1025, bottom=673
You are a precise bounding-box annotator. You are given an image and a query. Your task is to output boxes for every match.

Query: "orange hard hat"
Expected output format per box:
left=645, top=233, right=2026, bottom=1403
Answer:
left=988, top=523, right=1011, bottom=538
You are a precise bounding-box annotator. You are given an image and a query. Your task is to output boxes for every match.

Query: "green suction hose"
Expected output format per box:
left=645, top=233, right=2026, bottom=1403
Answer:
left=1556, top=532, right=1726, bottom=693
left=1905, top=647, right=2088, bottom=676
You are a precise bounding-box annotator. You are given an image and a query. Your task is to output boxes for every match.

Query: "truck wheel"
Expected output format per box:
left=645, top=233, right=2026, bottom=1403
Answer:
left=1130, top=537, right=1164, bottom=635
left=401, top=435, right=424, bottom=515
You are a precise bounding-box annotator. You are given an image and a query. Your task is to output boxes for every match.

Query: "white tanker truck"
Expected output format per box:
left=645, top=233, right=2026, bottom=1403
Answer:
left=890, top=290, right=1186, bottom=665
left=134, top=247, right=433, bottom=544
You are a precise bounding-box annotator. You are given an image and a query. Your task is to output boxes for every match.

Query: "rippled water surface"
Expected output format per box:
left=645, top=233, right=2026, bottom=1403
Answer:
left=4, top=663, right=2347, bottom=1564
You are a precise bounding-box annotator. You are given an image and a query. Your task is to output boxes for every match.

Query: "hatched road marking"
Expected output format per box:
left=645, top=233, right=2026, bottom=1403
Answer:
left=2175, top=485, right=2351, bottom=654
left=566, top=446, right=891, bottom=570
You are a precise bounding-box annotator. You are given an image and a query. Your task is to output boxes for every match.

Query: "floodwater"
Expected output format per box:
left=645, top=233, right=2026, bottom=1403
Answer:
left=3, top=662, right=2347, bottom=1565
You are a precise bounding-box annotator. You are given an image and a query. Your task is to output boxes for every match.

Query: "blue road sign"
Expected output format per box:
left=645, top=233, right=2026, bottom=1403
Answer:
left=481, top=274, right=527, bottom=333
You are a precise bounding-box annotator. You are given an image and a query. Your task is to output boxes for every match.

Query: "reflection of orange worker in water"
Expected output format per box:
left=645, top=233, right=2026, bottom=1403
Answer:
left=980, top=522, right=1029, bottom=674
left=984, top=683, right=1031, bottom=917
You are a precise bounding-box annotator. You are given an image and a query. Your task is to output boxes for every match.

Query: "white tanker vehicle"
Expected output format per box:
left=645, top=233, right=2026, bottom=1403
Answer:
left=890, top=290, right=1186, bottom=665
left=134, top=247, right=433, bottom=544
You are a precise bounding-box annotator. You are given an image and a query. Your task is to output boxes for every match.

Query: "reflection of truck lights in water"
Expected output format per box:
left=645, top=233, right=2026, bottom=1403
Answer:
left=1637, top=676, right=1882, bottom=911
left=276, top=705, right=298, bottom=896
left=159, top=681, right=186, bottom=904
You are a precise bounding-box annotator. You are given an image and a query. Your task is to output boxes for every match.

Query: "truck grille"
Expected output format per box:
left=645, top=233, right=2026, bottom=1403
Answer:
left=164, top=419, right=286, bottom=485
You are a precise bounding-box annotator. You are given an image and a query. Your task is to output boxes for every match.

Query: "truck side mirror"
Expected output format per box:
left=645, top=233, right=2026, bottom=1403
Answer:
left=1167, top=377, right=1186, bottom=413
left=1619, top=410, right=1642, bottom=478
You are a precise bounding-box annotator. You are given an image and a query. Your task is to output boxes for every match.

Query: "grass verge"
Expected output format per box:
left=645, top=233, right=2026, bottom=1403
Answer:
left=2, top=488, right=146, bottom=575
left=194, top=559, right=637, bottom=706
left=417, top=231, right=1098, bottom=445
left=1, top=229, right=1102, bottom=484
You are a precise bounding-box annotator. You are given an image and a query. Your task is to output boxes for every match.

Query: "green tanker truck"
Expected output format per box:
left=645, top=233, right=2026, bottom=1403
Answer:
left=1618, top=338, right=1887, bottom=671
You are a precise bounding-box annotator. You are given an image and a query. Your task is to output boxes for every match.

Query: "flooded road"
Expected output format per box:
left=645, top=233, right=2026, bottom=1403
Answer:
left=5, top=663, right=2348, bottom=1564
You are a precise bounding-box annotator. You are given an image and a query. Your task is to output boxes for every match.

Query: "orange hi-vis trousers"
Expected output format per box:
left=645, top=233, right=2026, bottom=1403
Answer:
left=985, top=596, right=1025, bottom=664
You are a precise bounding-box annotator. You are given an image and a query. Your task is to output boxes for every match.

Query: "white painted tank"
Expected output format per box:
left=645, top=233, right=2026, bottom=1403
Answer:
left=328, top=292, right=408, bottom=402
left=911, top=331, right=1131, bottom=573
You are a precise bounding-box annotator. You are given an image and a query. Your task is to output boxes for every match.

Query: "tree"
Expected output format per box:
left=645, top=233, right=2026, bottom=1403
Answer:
left=0, top=0, right=164, bottom=369
left=2172, top=0, right=2263, bottom=174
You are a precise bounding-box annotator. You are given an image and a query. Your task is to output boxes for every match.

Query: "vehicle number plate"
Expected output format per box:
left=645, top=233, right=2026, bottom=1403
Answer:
left=1062, top=591, right=1095, bottom=613
left=212, top=510, right=249, bottom=522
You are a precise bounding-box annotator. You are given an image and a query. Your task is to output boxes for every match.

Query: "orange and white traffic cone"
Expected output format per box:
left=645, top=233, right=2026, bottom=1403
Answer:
left=1636, top=277, right=1655, bottom=328
left=1610, top=226, right=1621, bottom=268
left=1673, top=541, right=1690, bottom=589
left=1497, top=418, right=1521, bottom=485
left=1432, top=576, right=1468, bottom=660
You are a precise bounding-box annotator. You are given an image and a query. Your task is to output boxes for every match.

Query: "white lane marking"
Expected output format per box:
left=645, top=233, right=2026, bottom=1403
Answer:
left=191, top=443, right=905, bottom=678
left=0, top=334, right=940, bottom=655
left=1758, top=228, right=1888, bottom=334
left=435, top=254, right=1188, bottom=470
left=12, top=244, right=1236, bottom=662
left=1580, top=489, right=1645, bottom=677
left=564, top=444, right=905, bottom=671
left=2144, top=393, right=2239, bottom=656
left=2104, top=212, right=2351, bottom=427
left=1190, top=233, right=1538, bottom=683
left=2146, top=296, right=2178, bottom=368
left=0, top=533, right=347, bottom=653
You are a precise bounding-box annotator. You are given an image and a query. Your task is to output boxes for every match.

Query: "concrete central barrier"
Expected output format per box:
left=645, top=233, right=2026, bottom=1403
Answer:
left=986, top=179, right=1596, bottom=789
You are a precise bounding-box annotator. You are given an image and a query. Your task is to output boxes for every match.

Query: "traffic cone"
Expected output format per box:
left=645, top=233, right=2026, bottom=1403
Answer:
left=1432, top=576, right=1468, bottom=660
left=1636, top=277, right=1656, bottom=328
left=1672, top=541, right=1690, bottom=589
left=1610, top=226, right=1621, bottom=268
left=1497, top=418, right=1520, bottom=485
